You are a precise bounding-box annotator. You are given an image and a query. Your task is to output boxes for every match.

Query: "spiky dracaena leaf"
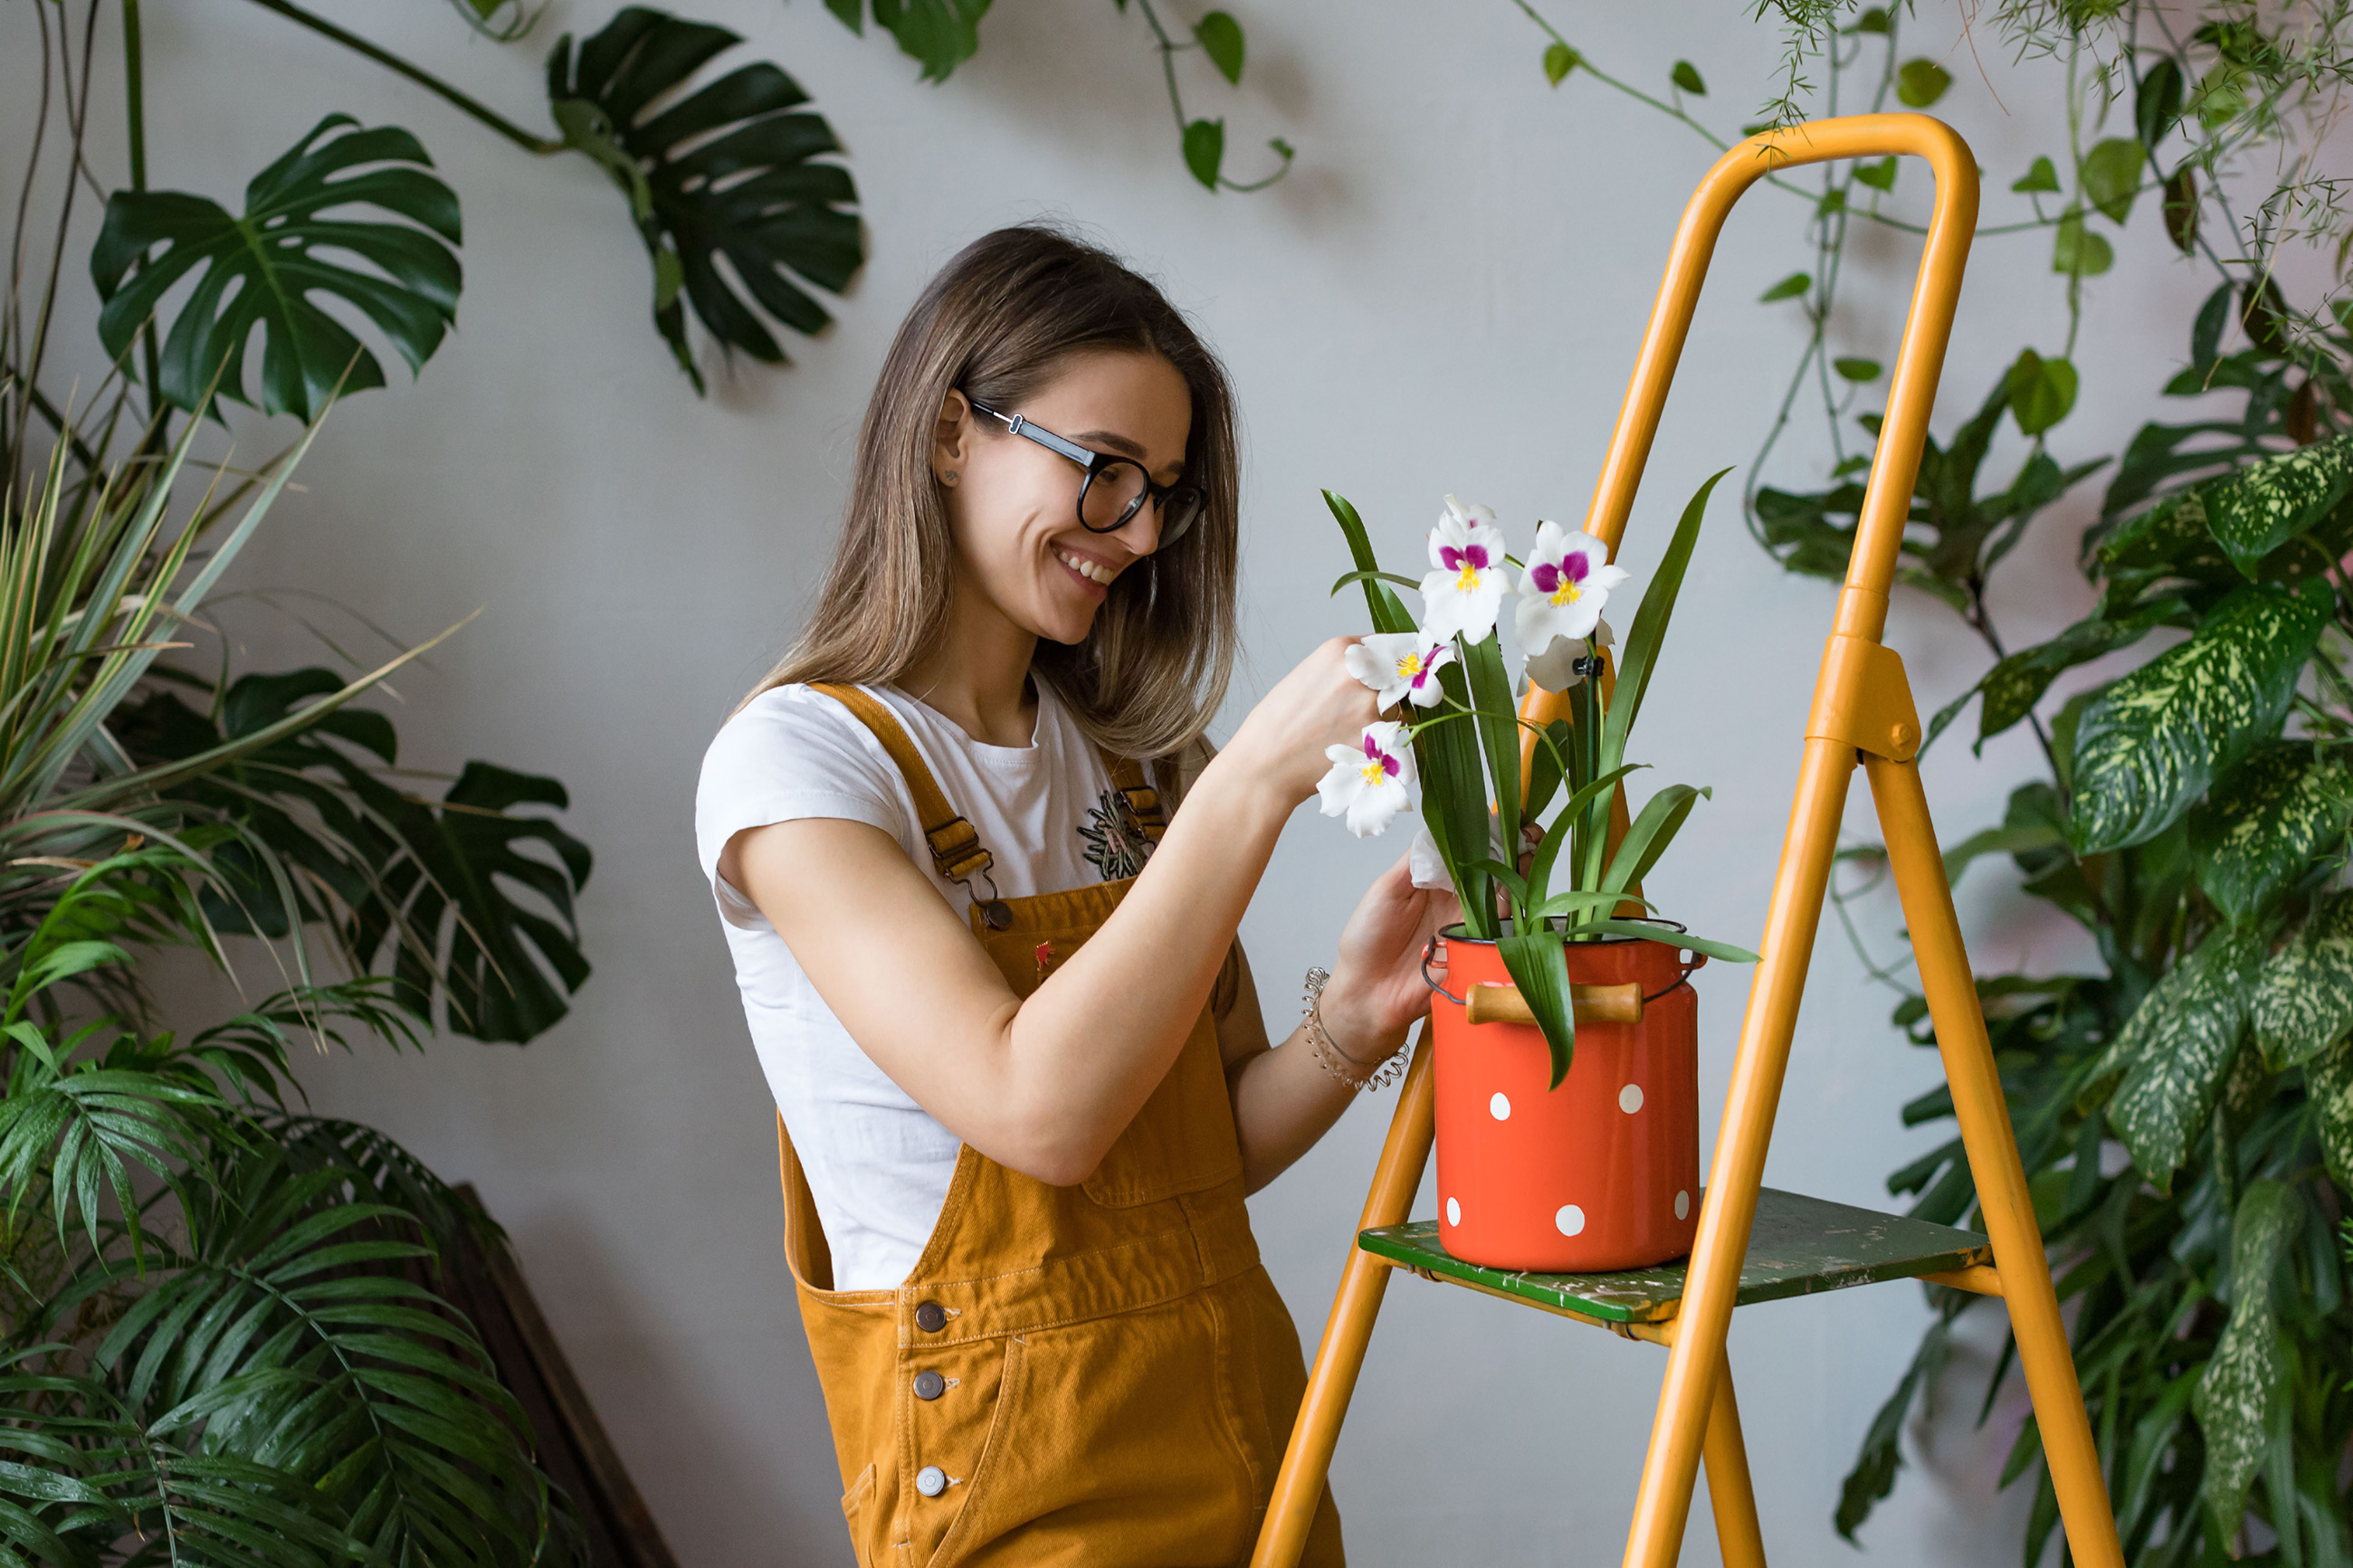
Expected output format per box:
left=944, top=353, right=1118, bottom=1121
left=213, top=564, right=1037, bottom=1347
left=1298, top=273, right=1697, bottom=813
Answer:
left=2068, top=585, right=2329, bottom=855
left=2250, top=891, right=2353, bottom=1069
left=2186, top=741, right=2353, bottom=924
left=2090, top=923, right=2270, bottom=1193
left=2203, top=431, right=2353, bottom=575
left=2190, top=1181, right=2296, bottom=1536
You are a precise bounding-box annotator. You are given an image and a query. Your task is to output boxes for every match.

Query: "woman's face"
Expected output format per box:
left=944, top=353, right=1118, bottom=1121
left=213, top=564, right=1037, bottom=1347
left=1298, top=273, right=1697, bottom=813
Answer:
left=935, top=348, right=1192, bottom=648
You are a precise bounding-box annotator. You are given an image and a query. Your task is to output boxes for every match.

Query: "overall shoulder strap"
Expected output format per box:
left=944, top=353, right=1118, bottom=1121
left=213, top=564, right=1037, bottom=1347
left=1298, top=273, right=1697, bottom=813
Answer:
left=1100, top=751, right=1169, bottom=846
left=807, top=683, right=996, bottom=890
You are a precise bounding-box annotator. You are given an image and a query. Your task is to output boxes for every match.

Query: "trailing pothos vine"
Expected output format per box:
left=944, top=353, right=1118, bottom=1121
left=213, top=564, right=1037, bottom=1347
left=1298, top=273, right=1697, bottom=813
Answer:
left=1511, top=2, right=2353, bottom=1561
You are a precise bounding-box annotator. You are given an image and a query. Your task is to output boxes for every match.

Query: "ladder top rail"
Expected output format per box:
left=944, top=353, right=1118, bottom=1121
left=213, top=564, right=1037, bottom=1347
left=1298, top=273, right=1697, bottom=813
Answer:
left=1579, top=111, right=1980, bottom=650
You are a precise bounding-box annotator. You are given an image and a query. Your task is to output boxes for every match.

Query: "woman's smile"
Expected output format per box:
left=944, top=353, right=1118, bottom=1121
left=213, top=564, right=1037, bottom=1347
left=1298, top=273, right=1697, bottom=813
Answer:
left=1053, top=540, right=1123, bottom=595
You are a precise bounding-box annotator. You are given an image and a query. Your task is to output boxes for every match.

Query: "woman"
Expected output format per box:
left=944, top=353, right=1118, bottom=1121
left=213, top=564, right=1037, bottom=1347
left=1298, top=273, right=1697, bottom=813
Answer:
left=696, top=225, right=1452, bottom=1566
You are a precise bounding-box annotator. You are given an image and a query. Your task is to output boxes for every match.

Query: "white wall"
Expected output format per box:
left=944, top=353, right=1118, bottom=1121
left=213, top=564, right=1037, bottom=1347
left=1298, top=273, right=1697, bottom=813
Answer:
left=8, top=1, right=2301, bottom=1562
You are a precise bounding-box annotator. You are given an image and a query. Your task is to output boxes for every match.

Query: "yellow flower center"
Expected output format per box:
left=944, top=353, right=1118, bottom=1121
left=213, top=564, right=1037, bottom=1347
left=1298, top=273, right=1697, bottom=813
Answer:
left=1455, top=564, right=1481, bottom=593
left=1396, top=652, right=1423, bottom=679
left=1359, top=760, right=1390, bottom=787
left=1549, top=581, right=1582, bottom=607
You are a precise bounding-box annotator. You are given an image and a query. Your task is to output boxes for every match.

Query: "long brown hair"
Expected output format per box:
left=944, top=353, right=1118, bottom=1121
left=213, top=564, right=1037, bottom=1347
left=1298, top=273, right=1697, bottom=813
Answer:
left=747, top=224, right=1240, bottom=758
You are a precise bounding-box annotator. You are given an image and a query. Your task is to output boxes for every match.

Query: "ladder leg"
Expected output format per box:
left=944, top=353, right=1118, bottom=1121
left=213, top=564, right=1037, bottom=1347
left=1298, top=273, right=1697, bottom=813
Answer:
left=1702, top=1364, right=1767, bottom=1568
left=1624, top=736, right=1858, bottom=1568
left=1252, top=1028, right=1438, bottom=1568
left=1863, top=755, right=2124, bottom=1568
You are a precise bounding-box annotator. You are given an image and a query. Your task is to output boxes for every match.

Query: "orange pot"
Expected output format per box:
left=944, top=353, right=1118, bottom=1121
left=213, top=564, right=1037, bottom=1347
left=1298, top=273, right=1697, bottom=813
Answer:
left=1430, top=925, right=1701, bottom=1272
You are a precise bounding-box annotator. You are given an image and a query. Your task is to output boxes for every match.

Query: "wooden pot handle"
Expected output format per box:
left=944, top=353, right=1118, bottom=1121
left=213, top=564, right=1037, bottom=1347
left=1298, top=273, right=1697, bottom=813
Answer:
left=1464, top=981, right=1643, bottom=1027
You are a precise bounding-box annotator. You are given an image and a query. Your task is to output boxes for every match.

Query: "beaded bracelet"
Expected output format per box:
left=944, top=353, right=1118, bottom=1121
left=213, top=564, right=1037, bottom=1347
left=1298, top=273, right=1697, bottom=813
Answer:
left=1301, top=967, right=1411, bottom=1092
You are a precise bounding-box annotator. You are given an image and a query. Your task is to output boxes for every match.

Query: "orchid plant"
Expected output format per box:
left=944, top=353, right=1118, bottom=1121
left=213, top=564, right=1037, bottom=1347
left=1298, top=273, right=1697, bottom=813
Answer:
left=1319, top=472, right=1757, bottom=1085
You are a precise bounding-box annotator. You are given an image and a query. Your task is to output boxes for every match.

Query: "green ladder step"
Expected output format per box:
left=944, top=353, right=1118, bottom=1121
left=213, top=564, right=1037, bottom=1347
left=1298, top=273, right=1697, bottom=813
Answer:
left=1358, top=1186, right=1992, bottom=1326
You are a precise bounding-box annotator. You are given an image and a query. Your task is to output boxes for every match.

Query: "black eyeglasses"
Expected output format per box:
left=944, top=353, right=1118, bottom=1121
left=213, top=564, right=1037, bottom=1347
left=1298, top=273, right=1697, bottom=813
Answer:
left=965, top=397, right=1204, bottom=546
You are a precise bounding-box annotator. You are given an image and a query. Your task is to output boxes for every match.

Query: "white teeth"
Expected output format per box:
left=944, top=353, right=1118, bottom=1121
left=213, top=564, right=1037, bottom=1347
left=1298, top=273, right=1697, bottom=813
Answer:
left=1060, top=550, right=1115, bottom=585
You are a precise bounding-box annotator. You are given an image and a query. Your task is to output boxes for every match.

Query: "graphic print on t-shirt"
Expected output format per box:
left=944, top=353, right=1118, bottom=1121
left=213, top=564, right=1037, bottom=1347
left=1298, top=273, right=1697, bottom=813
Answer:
left=1079, top=788, right=1156, bottom=879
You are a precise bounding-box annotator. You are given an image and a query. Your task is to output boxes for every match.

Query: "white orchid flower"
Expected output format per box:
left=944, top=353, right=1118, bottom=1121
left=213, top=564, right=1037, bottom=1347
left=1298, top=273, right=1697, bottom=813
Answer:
left=1318, top=720, right=1420, bottom=838
left=1345, top=632, right=1457, bottom=709
left=1418, top=496, right=1510, bottom=644
left=1515, top=521, right=1628, bottom=667
left=1524, top=615, right=1615, bottom=694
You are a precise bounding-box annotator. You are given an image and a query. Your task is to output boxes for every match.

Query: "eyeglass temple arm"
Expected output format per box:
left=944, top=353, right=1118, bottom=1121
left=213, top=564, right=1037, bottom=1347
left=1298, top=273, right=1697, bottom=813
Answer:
left=966, top=397, right=1102, bottom=470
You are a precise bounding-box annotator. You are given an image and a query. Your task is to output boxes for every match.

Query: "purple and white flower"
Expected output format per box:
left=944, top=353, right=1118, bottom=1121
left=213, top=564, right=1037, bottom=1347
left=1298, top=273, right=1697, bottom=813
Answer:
left=1318, top=720, right=1419, bottom=838
left=1345, top=632, right=1457, bottom=709
left=1418, top=496, right=1510, bottom=644
left=1516, top=520, right=1627, bottom=679
left=1524, top=614, right=1615, bottom=694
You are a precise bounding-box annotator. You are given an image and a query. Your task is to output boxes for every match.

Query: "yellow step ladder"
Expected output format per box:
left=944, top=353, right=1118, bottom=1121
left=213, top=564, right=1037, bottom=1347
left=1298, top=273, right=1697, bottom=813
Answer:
left=1251, top=114, right=2127, bottom=1568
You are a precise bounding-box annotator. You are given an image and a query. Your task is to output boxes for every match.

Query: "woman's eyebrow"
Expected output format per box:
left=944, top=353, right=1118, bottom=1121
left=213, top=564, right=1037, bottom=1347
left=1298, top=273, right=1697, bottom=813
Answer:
left=1073, top=429, right=1184, bottom=480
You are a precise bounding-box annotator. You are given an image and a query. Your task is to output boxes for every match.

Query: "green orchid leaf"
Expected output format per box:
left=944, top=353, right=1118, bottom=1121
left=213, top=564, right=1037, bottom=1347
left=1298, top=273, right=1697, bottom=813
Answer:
left=2250, top=892, right=2353, bottom=1069
left=2067, top=584, right=2329, bottom=855
left=1602, top=468, right=1729, bottom=776
left=1462, top=633, right=1521, bottom=879
left=1329, top=567, right=1422, bottom=597
left=1544, top=43, right=1580, bottom=85
left=2082, top=137, right=2146, bottom=223
left=2004, top=349, right=2079, bottom=436
left=1671, top=60, right=1706, bottom=96
left=2186, top=742, right=2353, bottom=925
left=1896, top=58, right=1951, bottom=107
left=2053, top=211, right=2115, bottom=276
left=2191, top=1180, right=2295, bottom=1539
left=1521, top=717, right=1578, bottom=822
left=2011, top=156, right=2062, bottom=194
left=2200, top=432, right=2353, bottom=576
left=1758, top=271, right=1811, bottom=302
left=1183, top=119, right=1226, bottom=189
left=1497, top=927, right=1577, bottom=1088
left=2309, top=1036, right=2353, bottom=1193
left=1322, top=491, right=1416, bottom=636
left=1195, top=11, right=1244, bottom=84
left=548, top=8, right=862, bottom=390
left=90, top=115, right=461, bottom=420
left=1571, top=917, right=1758, bottom=964
left=2091, top=923, right=2269, bottom=1193
left=1602, top=784, right=1709, bottom=898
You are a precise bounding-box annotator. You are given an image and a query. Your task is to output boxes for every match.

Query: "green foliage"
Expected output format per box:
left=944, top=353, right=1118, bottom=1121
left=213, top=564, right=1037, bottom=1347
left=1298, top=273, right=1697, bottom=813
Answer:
left=1758, top=271, right=1811, bottom=302
left=1895, top=56, right=1951, bottom=107
left=828, top=0, right=995, bottom=81
left=1671, top=59, right=1707, bottom=95
left=2081, top=136, right=2146, bottom=223
left=91, top=116, right=461, bottom=422
left=1544, top=42, right=1580, bottom=85
left=547, top=8, right=862, bottom=389
left=2005, top=348, right=2079, bottom=436
left=1195, top=10, right=1245, bottom=83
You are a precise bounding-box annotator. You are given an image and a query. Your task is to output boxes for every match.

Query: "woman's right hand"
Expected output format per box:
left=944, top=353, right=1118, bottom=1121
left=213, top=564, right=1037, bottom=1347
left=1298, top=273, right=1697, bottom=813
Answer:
left=1219, top=636, right=1383, bottom=804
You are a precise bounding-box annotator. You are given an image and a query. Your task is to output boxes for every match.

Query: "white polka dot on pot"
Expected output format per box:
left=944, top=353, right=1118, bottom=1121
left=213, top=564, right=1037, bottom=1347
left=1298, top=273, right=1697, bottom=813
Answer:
left=1489, top=1091, right=1510, bottom=1121
left=1674, top=1191, right=1691, bottom=1221
left=1445, top=1197, right=1461, bottom=1227
left=1555, top=1204, right=1586, bottom=1237
left=1618, top=1083, right=1644, bottom=1114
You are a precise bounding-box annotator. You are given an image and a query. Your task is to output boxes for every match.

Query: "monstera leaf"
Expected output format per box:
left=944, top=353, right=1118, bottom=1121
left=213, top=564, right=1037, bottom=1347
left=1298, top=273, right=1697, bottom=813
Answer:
left=91, top=116, right=461, bottom=419
left=117, top=670, right=592, bottom=1045
left=548, top=8, right=862, bottom=389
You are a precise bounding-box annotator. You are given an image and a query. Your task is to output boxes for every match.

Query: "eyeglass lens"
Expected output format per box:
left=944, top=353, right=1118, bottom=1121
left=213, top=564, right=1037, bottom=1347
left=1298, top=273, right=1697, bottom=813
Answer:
left=1080, top=461, right=1200, bottom=543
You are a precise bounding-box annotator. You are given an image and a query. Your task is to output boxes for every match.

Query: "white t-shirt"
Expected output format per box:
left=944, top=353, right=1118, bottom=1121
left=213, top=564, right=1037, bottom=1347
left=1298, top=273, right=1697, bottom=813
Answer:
left=694, top=680, right=1148, bottom=1291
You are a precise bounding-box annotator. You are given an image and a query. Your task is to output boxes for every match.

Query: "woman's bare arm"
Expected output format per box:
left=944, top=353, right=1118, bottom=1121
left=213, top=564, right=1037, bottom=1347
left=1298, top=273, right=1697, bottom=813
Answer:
left=724, top=638, right=1377, bottom=1186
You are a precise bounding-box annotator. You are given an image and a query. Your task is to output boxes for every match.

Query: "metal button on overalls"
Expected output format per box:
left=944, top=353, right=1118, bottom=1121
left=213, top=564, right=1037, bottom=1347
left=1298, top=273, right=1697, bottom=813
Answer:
left=915, top=1466, right=948, bottom=1499
left=914, top=1301, right=948, bottom=1332
left=912, top=1370, right=946, bottom=1401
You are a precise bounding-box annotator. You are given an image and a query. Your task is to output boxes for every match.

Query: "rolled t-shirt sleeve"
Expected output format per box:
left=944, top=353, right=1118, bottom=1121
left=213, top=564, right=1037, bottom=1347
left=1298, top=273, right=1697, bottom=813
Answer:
left=694, top=687, right=915, bottom=927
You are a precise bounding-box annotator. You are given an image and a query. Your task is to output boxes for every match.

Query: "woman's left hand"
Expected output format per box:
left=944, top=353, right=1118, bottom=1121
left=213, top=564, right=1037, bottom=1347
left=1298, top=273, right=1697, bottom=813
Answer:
left=1319, top=852, right=1460, bottom=1060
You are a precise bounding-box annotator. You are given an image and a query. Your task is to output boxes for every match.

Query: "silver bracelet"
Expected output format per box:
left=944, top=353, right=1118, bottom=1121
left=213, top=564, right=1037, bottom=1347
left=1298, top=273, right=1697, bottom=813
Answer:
left=1302, top=967, right=1410, bottom=1092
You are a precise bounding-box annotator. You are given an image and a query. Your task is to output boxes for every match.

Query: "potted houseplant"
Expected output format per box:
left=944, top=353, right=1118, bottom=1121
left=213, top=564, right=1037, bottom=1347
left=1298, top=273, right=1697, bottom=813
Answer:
left=1319, top=475, right=1756, bottom=1272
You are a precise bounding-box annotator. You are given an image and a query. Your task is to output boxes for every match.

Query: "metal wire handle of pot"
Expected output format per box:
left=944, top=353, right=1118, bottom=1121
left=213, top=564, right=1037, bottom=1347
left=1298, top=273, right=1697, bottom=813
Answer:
left=1420, top=931, right=1707, bottom=1008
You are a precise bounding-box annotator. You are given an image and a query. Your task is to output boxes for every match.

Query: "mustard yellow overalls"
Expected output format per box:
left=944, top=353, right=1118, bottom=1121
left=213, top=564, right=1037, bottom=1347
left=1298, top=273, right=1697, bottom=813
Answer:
left=775, top=685, right=1347, bottom=1566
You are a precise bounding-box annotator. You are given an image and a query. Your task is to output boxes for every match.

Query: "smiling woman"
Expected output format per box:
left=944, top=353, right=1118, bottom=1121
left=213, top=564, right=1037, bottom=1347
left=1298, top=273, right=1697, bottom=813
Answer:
left=691, top=226, right=1454, bottom=1564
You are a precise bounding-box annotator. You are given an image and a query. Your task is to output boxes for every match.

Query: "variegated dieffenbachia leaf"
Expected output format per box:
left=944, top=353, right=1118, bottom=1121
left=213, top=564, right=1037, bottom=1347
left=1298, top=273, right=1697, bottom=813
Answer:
left=2092, top=923, right=2269, bottom=1193
left=2186, top=741, right=2353, bottom=923
left=2097, top=487, right=2210, bottom=575
left=2191, top=1180, right=2295, bottom=1536
left=2068, top=584, right=2329, bottom=855
left=1928, top=594, right=2187, bottom=753
left=2250, top=891, right=2353, bottom=1069
left=2310, top=1036, right=2353, bottom=1193
left=2204, top=431, right=2353, bottom=575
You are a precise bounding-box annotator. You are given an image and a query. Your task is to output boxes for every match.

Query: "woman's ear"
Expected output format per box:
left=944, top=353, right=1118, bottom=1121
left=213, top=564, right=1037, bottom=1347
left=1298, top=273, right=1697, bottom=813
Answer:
left=932, top=389, right=972, bottom=486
